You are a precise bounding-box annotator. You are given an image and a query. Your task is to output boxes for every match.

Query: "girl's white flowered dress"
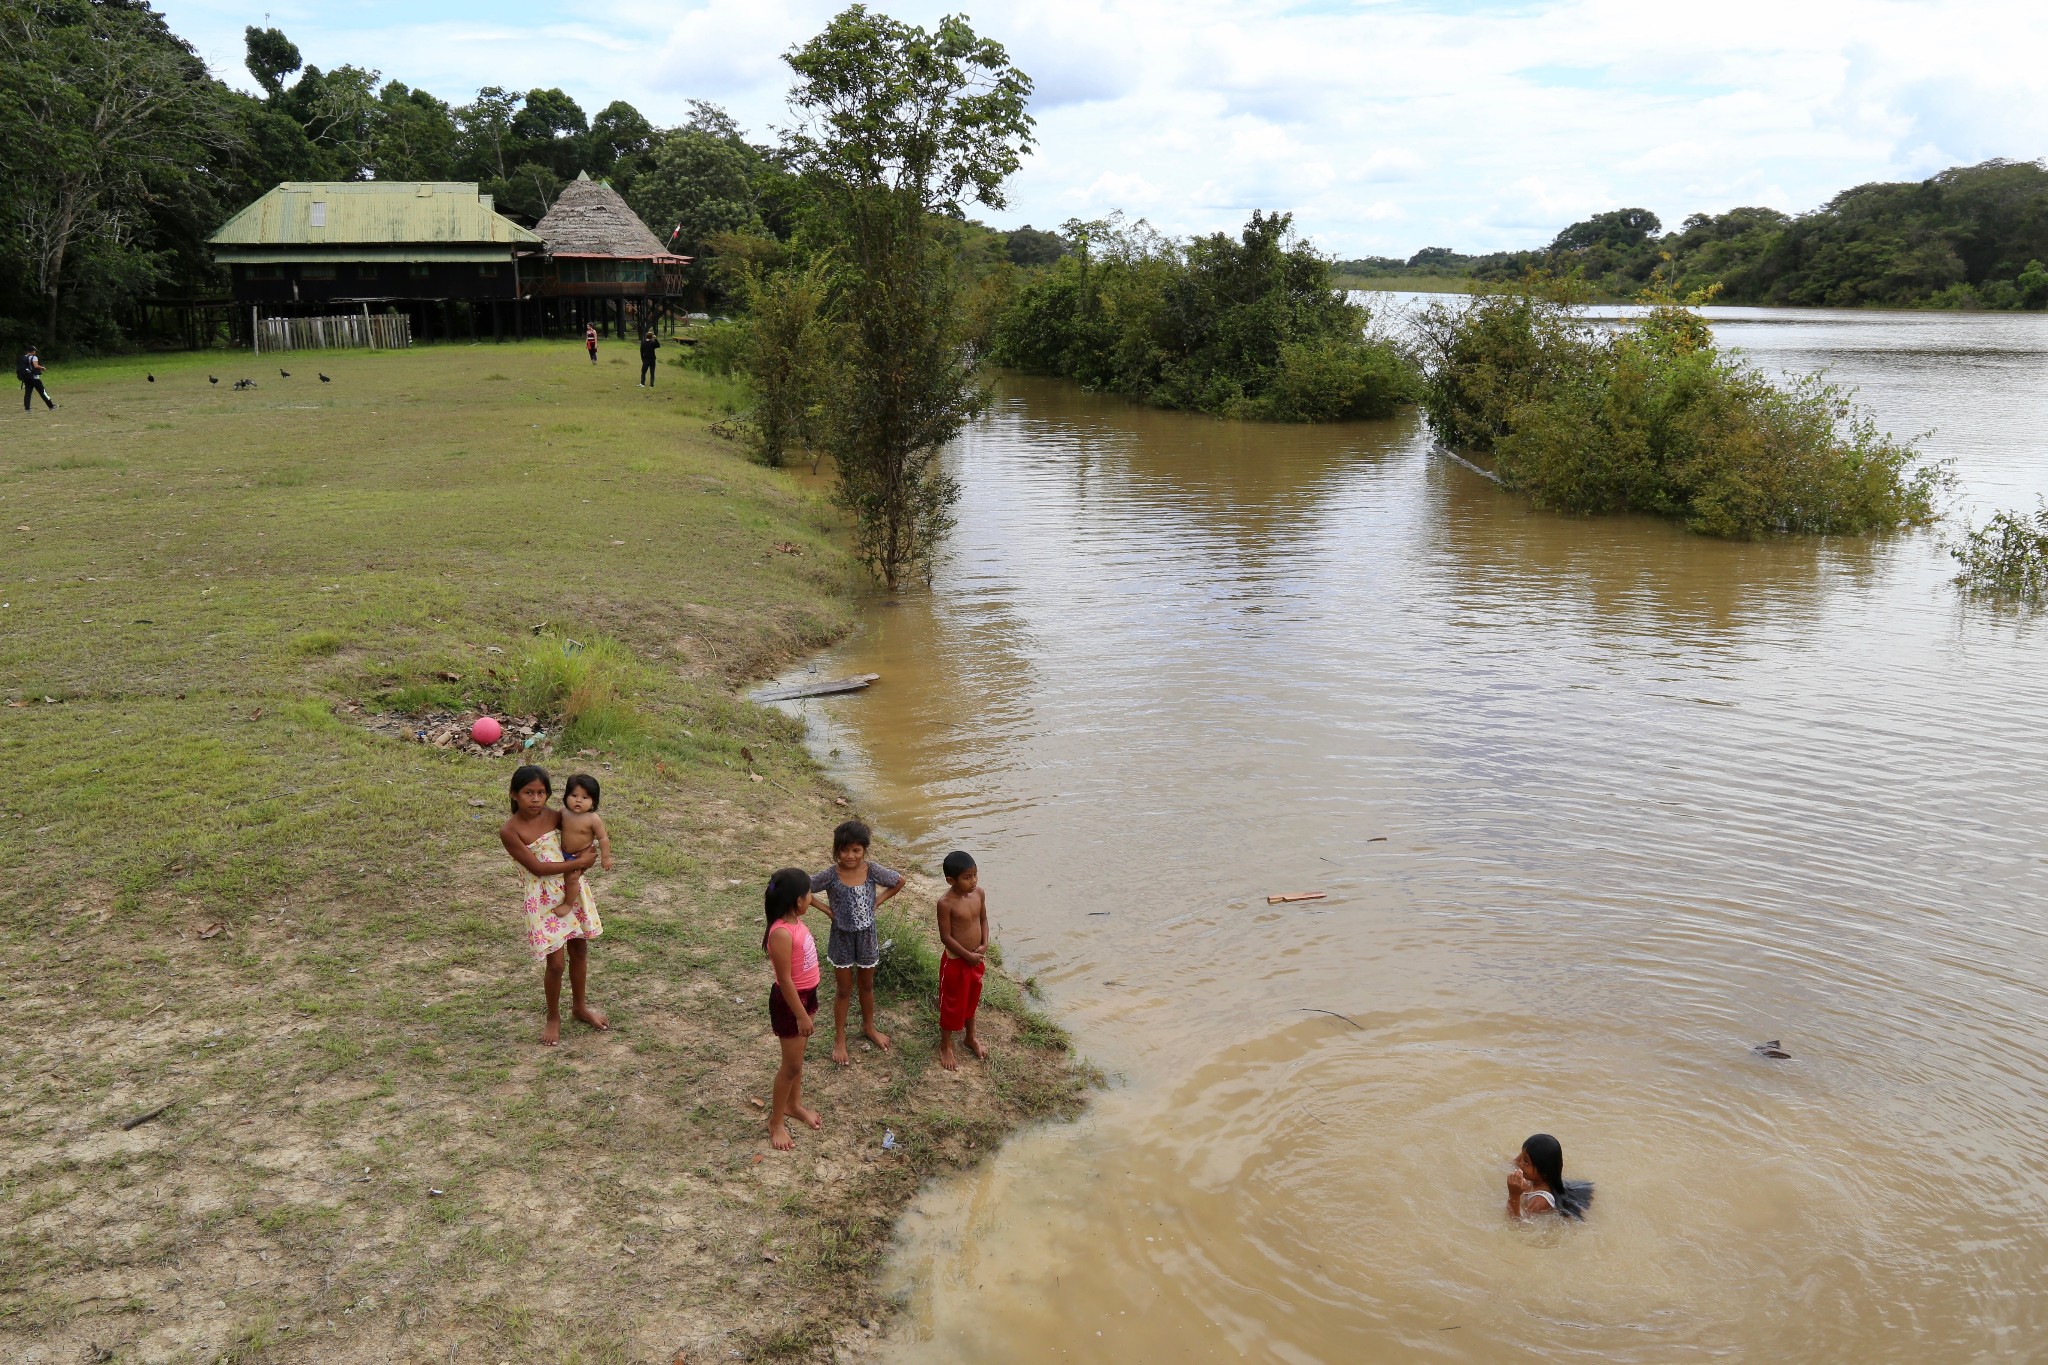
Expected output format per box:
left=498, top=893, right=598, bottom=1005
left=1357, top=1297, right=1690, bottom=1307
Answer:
left=522, top=828, right=601, bottom=959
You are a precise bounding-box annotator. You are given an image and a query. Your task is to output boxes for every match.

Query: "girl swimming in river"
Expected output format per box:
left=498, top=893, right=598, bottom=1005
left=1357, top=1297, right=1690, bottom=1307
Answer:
left=1507, top=1133, right=1593, bottom=1220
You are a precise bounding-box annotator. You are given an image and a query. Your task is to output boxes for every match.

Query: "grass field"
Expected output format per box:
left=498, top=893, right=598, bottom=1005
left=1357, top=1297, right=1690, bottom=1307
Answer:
left=0, top=341, right=1088, bottom=1363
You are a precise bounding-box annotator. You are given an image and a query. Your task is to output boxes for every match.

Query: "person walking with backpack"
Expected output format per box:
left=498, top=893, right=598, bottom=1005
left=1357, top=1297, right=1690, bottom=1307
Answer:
left=17, top=344, right=55, bottom=412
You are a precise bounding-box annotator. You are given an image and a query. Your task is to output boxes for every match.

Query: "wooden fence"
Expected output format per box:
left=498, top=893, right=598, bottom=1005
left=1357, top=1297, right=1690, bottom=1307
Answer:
left=256, top=313, right=412, bottom=353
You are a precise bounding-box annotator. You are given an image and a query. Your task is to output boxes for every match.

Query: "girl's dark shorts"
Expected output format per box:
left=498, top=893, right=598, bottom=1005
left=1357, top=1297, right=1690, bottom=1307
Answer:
left=769, top=984, right=819, bottom=1039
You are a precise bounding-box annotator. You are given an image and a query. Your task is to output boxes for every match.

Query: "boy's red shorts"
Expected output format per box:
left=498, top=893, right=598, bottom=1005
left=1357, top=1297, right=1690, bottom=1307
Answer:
left=938, top=954, right=984, bottom=1032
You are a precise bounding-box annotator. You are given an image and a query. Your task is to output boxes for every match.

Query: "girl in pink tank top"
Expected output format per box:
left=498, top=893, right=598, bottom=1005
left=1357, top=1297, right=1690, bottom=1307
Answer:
left=762, top=867, right=823, bottom=1150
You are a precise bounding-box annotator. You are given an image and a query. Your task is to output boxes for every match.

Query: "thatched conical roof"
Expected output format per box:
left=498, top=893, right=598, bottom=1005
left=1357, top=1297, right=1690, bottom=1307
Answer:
left=536, top=172, right=671, bottom=258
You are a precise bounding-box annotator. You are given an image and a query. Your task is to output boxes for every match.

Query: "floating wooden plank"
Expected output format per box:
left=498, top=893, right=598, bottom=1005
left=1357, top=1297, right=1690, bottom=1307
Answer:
left=1267, top=891, right=1327, bottom=904
left=749, top=673, right=880, bottom=703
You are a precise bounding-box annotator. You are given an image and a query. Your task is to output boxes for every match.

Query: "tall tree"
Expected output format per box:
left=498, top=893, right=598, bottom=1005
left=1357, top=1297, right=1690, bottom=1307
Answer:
left=457, top=86, right=521, bottom=183
left=587, top=99, right=654, bottom=184
left=510, top=87, right=587, bottom=177
left=243, top=24, right=302, bottom=98
left=632, top=119, right=763, bottom=293
left=0, top=0, right=238, bottom=351
left=372, top=81, right=458, bottom=182
left=286, top=64, right=382, bottom=180
left=779, top=5, right=1033, bottom=589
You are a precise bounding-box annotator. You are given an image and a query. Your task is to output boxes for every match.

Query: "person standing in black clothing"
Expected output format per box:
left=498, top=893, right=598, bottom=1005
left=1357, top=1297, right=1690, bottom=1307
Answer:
left=639, top=330, right=661, bottom=388
left=17, top=344, right=55, bottom=412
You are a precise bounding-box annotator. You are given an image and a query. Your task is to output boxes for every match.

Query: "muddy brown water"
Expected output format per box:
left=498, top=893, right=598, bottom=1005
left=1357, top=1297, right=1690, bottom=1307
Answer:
left=770, top=304, right=2048, bottom=1361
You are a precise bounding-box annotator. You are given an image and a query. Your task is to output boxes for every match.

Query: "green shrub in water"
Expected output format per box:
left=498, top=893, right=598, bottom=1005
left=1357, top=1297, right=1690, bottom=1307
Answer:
left=990, top=210, right=1420, bottom=422
left=1418, top=287, right=1949, bottom=537
left=1261, top=336, right=1421, bottom=422
left=1951, top=500, right=2048, bottom=602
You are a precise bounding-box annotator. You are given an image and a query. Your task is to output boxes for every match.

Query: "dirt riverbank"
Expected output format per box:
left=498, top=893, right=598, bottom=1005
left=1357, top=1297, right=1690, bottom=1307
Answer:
left=0, top=342, right=1089, bottom=1363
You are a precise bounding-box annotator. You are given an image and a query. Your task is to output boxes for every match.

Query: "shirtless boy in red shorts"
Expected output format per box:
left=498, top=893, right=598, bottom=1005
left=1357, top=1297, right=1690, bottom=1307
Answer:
left=935, top=850, right=990, bottom=1070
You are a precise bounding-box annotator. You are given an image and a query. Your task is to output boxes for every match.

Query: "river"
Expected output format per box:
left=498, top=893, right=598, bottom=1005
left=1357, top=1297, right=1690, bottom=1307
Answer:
left=772, top=301, right=2048, bottom=1361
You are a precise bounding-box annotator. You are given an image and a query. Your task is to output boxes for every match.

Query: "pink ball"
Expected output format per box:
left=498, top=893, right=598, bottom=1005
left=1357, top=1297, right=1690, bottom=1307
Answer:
left=470, top=716, right=503, bottom=746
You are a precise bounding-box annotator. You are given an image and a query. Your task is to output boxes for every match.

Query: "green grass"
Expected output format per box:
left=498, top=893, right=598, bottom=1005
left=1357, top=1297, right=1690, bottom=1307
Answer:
left=0, top=341, right=1088, bottom=1363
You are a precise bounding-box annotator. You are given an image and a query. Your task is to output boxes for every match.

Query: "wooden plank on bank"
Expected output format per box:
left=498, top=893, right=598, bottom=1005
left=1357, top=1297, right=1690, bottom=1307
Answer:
left=749, top=673, right=881, bottom=703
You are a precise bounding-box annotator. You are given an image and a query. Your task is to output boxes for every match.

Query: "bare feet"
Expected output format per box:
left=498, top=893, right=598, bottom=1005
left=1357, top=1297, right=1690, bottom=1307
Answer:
left=769, top=1119, right=794, bottom=1151
left=573, top=1002, right=609, bottom=1031
left=938, top=1041, right=959, bottom=1072
left=832, top=1036, right=851, bottom=1067
left=966, top=1034, right=989, bottom=1060
left=541, top=1014, right=561, bottom=1047
left=792, top=1103, right=823, bottom=1131
left=863, top=1025, right=892, bottom=1052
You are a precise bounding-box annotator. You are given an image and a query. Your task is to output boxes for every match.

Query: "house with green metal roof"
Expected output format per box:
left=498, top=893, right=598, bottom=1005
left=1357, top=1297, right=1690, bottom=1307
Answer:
left=209, top=182, right=542, bottom=338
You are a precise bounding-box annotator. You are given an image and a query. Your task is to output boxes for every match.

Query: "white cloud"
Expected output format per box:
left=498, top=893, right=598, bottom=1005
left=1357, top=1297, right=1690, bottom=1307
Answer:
left=155, top=0, right=2048, bottom=256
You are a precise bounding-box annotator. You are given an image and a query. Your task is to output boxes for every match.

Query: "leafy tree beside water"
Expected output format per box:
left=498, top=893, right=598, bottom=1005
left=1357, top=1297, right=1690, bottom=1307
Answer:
left=769, top=4, right=1035, bottom=591
left=991, top=210, right=1419, bottom=421
left=1418, top=285, right=1950, bottom=537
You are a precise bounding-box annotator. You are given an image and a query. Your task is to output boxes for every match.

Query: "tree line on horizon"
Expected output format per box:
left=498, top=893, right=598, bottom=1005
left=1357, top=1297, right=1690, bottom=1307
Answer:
left=1340, top=159, right=2048, bottom=310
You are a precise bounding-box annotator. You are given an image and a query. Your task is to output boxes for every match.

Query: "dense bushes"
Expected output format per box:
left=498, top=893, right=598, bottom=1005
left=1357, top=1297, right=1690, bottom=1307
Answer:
left=1419, top=289, right=1949, bottom=537
left=990, top=212, right=1419, bottom=421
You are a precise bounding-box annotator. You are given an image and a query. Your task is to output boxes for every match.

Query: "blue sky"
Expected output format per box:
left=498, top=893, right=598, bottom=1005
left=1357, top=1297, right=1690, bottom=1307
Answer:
left=158, top=0, right=2048, bottom=257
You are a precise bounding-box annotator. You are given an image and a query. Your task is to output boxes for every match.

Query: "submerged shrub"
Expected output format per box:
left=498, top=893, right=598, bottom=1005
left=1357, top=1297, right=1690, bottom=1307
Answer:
left=1259, top=336, right=1418, bottom=422
left=990, top=210, right=1420, bottom=422
left=1951, top=501, right=2048, bottom=602
left=1416, top=288, right=1596, bottom=452
left=1420, top=287, right=1949, bottom=537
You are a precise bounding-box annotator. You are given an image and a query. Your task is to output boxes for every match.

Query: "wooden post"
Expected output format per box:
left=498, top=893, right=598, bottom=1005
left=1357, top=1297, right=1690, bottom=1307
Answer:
left=251, top=304, right=260, bottom=355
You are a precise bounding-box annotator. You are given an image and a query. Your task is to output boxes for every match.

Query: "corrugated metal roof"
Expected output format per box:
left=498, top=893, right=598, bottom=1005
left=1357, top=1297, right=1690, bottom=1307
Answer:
left=209, top=183, right=543, bottom=247
left=213, top=247, right=515, bottom=264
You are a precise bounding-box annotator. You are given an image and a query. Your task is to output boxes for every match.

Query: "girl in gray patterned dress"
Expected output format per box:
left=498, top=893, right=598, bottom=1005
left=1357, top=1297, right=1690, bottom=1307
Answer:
left=810, top=820, right=904, bottom=1066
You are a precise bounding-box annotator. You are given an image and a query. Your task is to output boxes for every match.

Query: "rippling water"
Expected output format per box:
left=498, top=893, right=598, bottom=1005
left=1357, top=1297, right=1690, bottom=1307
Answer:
left=773, top=304, right=2048, bottom=1361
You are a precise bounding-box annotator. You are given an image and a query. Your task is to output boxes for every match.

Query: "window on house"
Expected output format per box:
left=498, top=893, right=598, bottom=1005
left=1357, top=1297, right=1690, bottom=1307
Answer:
left=477, top=264, right=500, bottom=277
left=309, top=200, right=327, bottom=227
left=356, top=264, right=380, bottom=280
left=245, top=265, right=284, bottom=281
left=409, top=264, right=432, bottom=278
left=301, top=264, right=336, bottom=280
